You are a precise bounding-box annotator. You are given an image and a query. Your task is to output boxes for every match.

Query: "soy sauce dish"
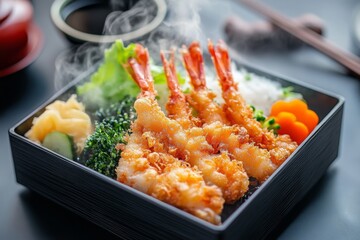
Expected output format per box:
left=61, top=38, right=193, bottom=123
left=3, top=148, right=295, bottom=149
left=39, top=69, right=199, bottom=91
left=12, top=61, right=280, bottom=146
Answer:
left=50, top=0, right=167, bottom=43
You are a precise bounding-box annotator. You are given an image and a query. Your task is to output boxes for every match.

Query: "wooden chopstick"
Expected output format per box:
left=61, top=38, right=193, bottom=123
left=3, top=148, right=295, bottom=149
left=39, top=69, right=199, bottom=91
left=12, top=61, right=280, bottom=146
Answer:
left=240, top=0, right=360, bottom=78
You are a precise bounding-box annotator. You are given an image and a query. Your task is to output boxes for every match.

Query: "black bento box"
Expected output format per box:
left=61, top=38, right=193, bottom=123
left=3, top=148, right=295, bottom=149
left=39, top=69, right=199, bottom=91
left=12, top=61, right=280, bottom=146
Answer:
left=9, top=62, right=344, bottom=240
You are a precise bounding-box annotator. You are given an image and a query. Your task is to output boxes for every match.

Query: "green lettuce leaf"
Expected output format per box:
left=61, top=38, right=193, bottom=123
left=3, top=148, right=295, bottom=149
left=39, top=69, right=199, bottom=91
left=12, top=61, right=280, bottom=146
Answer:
left=77, top=40, right=186, bottom=109
left=77, top=40, right=139, bottom=108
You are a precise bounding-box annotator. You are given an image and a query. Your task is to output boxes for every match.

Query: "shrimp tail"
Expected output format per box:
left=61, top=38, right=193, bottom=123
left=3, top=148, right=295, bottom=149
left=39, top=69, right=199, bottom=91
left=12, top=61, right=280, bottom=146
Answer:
left=160, top=50, right=185, bottom=103
left=161, top=49, right=198, bottom=128
left=208, top=39, right=238, bottom=92
left=182, top=42, right=206, bottom=90
left=123, top=44, right=157, bottom=98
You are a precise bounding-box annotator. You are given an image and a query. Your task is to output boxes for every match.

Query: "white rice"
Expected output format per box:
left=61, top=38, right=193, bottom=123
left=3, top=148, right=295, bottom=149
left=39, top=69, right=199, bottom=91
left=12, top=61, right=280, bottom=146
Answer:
left=203, top=64, right=302, bottom=116
left=175, top=63, right=302, bottom=117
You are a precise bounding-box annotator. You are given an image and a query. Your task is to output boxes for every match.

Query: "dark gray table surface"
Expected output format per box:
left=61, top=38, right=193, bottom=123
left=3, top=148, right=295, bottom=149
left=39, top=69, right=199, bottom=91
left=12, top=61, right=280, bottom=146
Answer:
left=1, top=0, right=360, bottom=239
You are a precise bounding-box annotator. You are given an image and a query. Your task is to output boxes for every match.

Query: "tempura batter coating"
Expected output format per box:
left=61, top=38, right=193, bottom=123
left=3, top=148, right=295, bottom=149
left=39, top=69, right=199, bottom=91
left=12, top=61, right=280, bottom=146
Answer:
left=117, top=44, right=224, bottom=224
left=117, top=123, right=224, bottom=224
left=161, top=50, right=249, bottom=202
left=182, top=42, right=229, bottom=125
left=208, top=40, right=297, bottom=166
left=182, top=42, right=277, bottom=182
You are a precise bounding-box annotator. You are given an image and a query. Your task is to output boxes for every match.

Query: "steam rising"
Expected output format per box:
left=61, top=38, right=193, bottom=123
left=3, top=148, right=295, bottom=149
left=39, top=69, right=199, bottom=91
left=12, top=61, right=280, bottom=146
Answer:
left=55, top=0, right=208, bottom=90
left=146, top=0, right=205, bottom=53
left=54, top=43, right=104, bottom=90
left=104, top=0, right=157, bottom=35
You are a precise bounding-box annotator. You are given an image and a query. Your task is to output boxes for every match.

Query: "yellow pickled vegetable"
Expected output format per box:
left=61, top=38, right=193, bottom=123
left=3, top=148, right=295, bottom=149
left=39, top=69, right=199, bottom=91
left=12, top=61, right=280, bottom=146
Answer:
left=25, top=94, right=92, bottom=152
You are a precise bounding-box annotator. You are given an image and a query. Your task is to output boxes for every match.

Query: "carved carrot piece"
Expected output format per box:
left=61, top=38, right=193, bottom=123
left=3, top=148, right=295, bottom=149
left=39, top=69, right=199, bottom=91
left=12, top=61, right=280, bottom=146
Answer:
left=270, top=99, right=319, bottom=144
left=274, top=112, right=309, bottom=144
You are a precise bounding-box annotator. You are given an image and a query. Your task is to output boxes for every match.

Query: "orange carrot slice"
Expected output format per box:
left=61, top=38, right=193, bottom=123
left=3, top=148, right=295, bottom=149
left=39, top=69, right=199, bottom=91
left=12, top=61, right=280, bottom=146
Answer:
left=275, top=112, right=309, bottom=144
left=270, top=99, right=319, bottom=132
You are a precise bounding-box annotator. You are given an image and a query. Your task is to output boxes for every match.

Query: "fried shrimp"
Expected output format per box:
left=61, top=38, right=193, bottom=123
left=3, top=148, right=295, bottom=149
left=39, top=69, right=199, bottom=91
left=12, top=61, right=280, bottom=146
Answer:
left=116, top=40, right=299, bottom=223
left=160, top=50, right=198, bottom=129
left=117, top=124, right=224, bottom=224
left=161, top=49, right=249, bottom=202
left=202, top=122, right=276, bottom=182
left=181, top=42, right=229, bottom=125
left=208, top=40, right=297, bottom=166
left=116, top=44, right=224, bottom=224
left=180, top=42, right=276, bottom=181
left=125, top=45, right=249, bottom=203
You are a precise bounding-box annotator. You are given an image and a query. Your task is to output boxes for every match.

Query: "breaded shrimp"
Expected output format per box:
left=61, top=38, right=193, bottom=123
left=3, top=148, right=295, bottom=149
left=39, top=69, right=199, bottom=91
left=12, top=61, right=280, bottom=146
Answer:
left=116, top=44, right=224, bottom=224
left=160, top=50, right=198, bottom=129
left=202, top=122, right=276, bottom=182
left=126, top=45, right=249, bottom=203
left=181, top=42, right=276, bottom=182
left=208, top=39, right=297, bottom=166
left=161, top=49, right=250, bottom=201
left=135, top=97, right=249, bottom=203
left=117, top=123, right=224, bottom=224
left=181, top=42, right=229, bottom=125
left=208, top=39, right=266, bottom=143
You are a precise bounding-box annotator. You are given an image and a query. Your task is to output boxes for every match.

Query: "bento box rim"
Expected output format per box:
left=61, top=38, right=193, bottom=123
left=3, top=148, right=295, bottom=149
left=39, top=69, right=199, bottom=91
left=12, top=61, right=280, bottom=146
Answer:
left=8, top=59, right=345, bottom=232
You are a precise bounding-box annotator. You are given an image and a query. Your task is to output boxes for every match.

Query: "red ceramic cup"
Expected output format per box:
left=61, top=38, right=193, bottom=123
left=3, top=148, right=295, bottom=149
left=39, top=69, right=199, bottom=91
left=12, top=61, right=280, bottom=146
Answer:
left=0, top=0, right=33, bottom=69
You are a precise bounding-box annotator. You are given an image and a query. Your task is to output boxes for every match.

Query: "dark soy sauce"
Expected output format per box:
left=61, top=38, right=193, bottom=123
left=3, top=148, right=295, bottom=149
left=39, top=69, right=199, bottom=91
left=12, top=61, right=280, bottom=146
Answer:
left=65, top=4, right=112, bottom=35
left=64, top=0, right=142, bottom=35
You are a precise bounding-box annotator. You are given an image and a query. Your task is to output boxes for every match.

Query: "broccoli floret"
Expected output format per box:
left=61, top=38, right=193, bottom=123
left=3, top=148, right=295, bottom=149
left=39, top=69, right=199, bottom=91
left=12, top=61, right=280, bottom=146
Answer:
left=95, top=95, right=136, bottom=122
left=83, top=96, right=136, bottom=178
